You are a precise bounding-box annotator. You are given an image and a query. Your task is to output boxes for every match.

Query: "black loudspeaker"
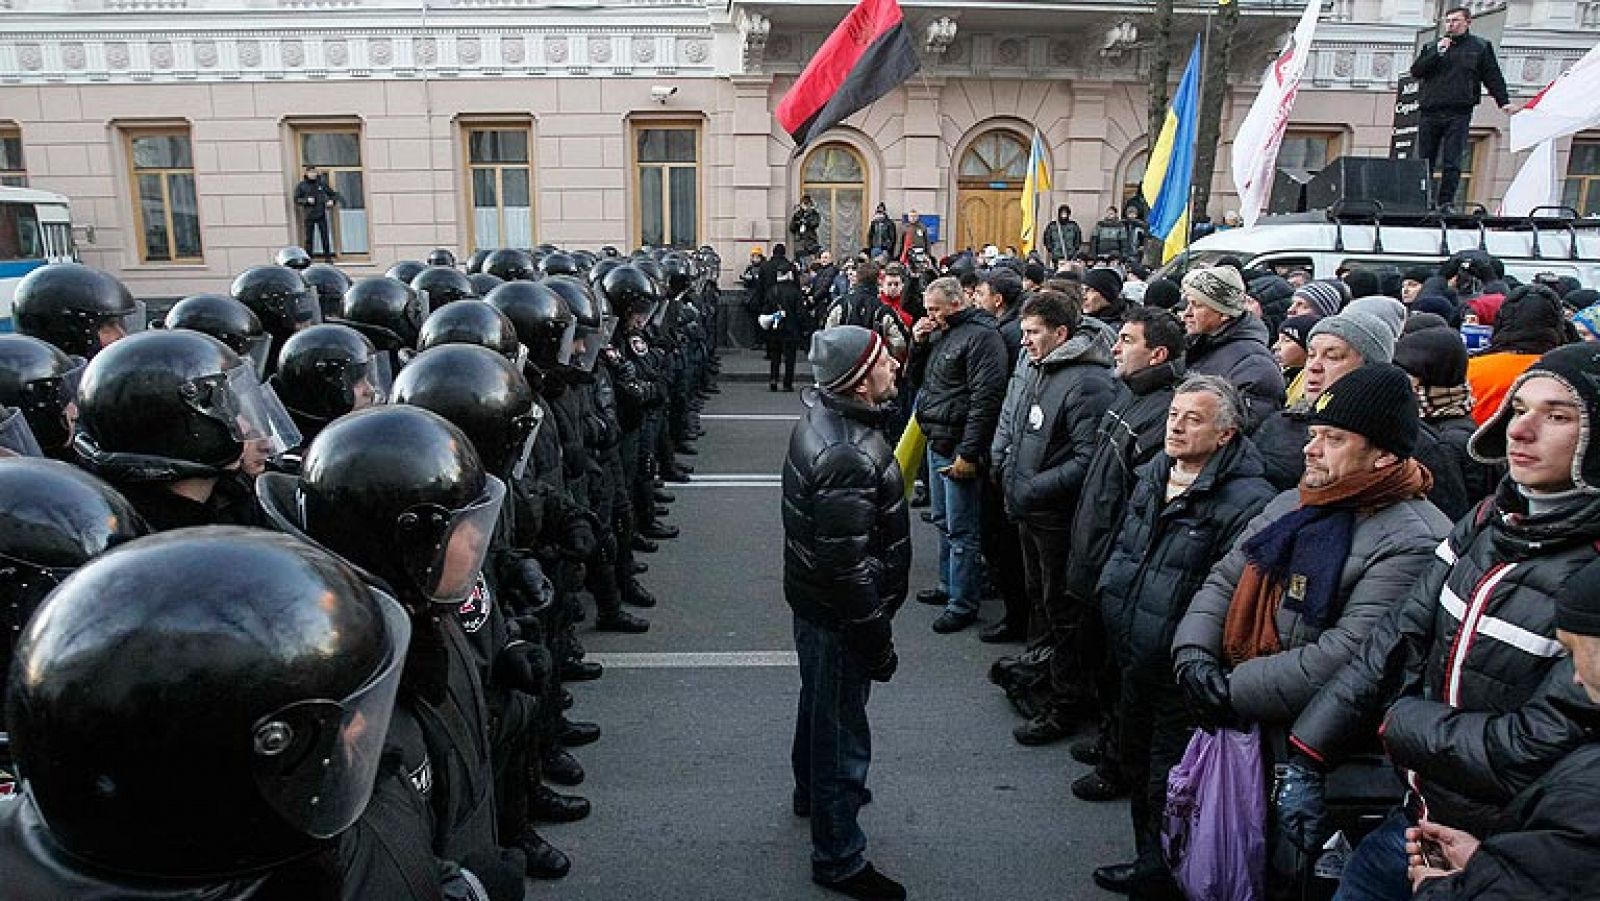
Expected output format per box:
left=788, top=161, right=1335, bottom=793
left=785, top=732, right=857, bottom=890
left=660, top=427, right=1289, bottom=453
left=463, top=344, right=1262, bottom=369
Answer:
left=1305, top=156, right=1433, bottom=213
left=1269, top=167, right=1315, bottom=214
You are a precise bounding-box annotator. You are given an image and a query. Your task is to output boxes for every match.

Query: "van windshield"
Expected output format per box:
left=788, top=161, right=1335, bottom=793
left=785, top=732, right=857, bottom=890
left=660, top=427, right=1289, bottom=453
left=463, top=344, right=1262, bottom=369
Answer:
left=1151, top=249, right=1249, bottom=282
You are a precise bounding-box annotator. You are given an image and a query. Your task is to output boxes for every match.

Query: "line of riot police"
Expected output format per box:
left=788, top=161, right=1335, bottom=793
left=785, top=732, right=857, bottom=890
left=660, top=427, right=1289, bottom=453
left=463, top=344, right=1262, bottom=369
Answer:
left=0, top=240, right=723, bottom=900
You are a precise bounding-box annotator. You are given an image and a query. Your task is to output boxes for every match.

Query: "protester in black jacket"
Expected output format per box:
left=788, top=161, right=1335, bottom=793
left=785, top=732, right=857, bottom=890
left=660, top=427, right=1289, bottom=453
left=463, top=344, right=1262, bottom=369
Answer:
left=867, top=204, right=898, bottom=258
left=1288, top=344, right=1600, bottom=901
left=1396, top=315, right=1504, bottom=507
left=1180, top=267, right=1286, bottom=430
left=758, top=245, right=808, bottom=392
left=782, top=325, right=910, bottom=901
left=1410, top=6, right=1514, bottom=207
left=974, top=265, right=1031, bottom=642
left=1041, top=205, right=1083, bottom=266
left=1091, top=375, right=1275, bottom=899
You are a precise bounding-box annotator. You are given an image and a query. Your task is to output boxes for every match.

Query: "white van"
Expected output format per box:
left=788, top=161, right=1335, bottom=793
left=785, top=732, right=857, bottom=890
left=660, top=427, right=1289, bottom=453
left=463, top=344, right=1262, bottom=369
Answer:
left=0, top=186, right=76, bottom=333
left=1160, top=211, right=1600, bottom=288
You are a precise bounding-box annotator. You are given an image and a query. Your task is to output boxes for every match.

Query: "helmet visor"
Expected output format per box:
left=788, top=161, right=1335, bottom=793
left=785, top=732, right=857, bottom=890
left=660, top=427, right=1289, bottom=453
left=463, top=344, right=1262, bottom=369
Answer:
left=545, top=318, right=577, bottom=369
left=510, top=404, right=545, bottom=481
left=649, top=296, right=675, bottom=329
left=251, top=588, right=411, bottom=839
left=349, top=354, right=393, bottom=411
left=185, top=364, right=304, bottom=457
left=571, top=316, right=618, bottom=372
left=399, top=475, right=507, bottom=603
left=0, top=407, right=42, bottom=457
left=243, top=333, right=275, bottom=382
left=119, top=299, right=148, bottom=336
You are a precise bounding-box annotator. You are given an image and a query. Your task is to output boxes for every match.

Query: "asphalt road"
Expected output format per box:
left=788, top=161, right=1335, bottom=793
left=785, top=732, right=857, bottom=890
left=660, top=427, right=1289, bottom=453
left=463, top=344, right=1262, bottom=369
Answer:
left=548, top=352, right=1132, bottom=900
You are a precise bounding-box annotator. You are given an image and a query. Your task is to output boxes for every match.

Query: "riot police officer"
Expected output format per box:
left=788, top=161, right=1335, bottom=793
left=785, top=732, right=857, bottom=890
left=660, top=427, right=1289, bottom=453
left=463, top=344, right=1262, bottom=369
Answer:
left=269, top=322, right=390, bottom=451
left=302, top=262, right=353, bottom=321
left=386, top=259, right=427, bottom=285
left=427, top=247, right=458, bottom=268
left=231, top=264, right=323, bottom=371
left=413, top=265, right=479, bottom=314
left=0, top=333, right=83, bottom=460
left=1, top=527, right=409, bottom=900
left=343, top=275, right=425, bottom=371
left=13, top=262, right=144, bottom=360
left=164, top=293, right=274, bottom=378
left=275, top=244, right=313, bottom=270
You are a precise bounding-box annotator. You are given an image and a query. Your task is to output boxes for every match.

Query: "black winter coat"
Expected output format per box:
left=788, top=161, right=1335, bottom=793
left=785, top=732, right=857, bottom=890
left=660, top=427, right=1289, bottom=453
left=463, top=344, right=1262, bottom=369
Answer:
left=1431, top=414, right=1504, bottom=508
left=1185, top=314, right=1286, bottom=432
left=1098, top=439, right=1275, bottom=679
left=912, top=306, right=1009, bottom=462
left=1411, top=32, right=1510, bottom=114
left=1063, top=360, right=1184, bottom=602
left=993, top=324, right=1118, bottom=527
left=782, top=389, right=911, bottom=631
left=868, top=216, right=897, bottom=255
left=757, top=257, right=808, bottom=342
left=1042, top=218, right=1083, bottom=263
left=1291, top=487, right=1600, bottom=836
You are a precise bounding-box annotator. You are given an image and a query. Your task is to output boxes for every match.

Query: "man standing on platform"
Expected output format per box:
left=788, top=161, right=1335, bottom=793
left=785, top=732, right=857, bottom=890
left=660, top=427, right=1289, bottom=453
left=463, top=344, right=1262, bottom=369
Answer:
left=1410, top=6, right=1515, bottom=208
left=783, top=324, right=911, bottom=901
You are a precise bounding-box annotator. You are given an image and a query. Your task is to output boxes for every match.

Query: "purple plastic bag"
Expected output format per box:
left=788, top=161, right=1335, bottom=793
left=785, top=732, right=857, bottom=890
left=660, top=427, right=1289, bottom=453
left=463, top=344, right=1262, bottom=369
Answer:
left=1161, top=724, right=1267, bottom=901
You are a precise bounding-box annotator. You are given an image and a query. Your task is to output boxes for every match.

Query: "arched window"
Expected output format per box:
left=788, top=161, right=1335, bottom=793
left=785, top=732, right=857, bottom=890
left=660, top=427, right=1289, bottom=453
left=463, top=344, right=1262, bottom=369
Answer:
left=800, top=143, right=868, bottom=260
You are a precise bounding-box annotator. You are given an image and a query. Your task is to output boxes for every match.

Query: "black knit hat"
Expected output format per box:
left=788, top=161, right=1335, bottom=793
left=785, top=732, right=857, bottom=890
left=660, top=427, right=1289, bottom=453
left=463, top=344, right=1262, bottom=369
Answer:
left=1144, top=277, right=1181, bottom=310
left=1470, top=343, right=1600, bottom=494
left=1084, top=267, right=1124, bottom=305
left=1278, top=314, right=1320, bottom=351
left=1309, top=363, right=1420, bottom=458
left=1393, top=322, right=1469, bottom=387
left=1556, top=557, right=1600, bottom=636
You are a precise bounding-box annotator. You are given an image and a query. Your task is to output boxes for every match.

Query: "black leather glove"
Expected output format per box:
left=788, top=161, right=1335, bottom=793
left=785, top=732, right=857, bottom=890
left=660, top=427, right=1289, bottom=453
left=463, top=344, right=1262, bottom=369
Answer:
left=1176, top=655, right=1236, bottom=733
left=560, top=508, right=596, bottom=560
left=843, top=617, right=897, bottom=683
left=492, top=640, right=552, bottom=696
left=499, top=557, right=555, bottom=617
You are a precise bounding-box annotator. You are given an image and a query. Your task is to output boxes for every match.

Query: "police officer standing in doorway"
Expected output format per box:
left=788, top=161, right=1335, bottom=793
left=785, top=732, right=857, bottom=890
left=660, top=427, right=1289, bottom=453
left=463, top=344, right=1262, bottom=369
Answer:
left=294, top=165, right=341, bottom=262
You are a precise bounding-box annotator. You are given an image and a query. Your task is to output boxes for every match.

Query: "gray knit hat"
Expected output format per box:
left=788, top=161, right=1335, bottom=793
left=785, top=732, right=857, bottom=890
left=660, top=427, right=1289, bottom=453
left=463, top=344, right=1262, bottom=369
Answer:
left=1307, top=309, right=1395, bottom=364
left=1345, top=295, right=1407, bottom=341
left=1181, top=266, right=1247, bottom=317
left=809, top=325, right=885, bottom=393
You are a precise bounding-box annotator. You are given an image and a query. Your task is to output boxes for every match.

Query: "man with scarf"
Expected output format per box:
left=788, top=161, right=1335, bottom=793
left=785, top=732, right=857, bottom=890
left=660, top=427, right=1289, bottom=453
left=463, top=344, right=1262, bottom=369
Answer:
left=1172, top=363, right=1452, bottom=886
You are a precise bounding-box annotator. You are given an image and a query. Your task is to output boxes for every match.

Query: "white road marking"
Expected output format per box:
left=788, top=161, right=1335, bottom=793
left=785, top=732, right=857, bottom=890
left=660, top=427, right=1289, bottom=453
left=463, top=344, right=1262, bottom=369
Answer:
left=687, top=472, right=781, bottom=481
left=700, top=414, right=801, bottom=421
left=671, top=482, right=782, bottom=489
left=586, top=651, right=799, bottom=668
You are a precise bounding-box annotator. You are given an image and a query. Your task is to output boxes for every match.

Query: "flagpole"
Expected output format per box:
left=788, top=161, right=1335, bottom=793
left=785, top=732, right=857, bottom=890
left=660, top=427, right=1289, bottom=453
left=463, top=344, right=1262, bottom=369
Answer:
left=1180, top=10, right=1213, bottom=273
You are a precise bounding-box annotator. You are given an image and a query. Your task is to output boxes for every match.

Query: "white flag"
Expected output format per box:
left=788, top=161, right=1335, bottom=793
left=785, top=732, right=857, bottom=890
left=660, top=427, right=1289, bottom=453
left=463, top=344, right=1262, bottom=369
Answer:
left=1511, top=39, right=1600, bottom=152
left=1231, top=0, right=1321, bottom=228
left=1499, top=140, right=1559, bottom=217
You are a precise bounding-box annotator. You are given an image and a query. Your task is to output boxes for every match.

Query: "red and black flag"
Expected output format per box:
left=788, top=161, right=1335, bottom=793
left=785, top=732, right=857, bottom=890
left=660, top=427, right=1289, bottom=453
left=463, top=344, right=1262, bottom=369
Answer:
left=776, top=0, right=920, bottom=153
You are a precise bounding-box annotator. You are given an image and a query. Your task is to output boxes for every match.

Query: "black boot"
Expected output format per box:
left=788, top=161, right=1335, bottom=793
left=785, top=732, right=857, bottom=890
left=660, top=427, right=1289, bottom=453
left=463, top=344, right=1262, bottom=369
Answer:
left=631, top=560, right=649, bottom=575
left=517, top=825, right=572, bottom=879
left=529, top=785, right=590, bottom=823
left=653, top=489, right=676, bottom=503
left=542, top=747, right=585, bottom=786
left=596, top=609, right=649, bottom=633
left=814, top=863, right=906, bottom=901
left=560, top=658, right=604, bottom=682
left=560, top=688, right=574, bottom=710
left=640, top=521, right=679, bottom=540
left=624, top=578, right=658, bottom=608
left=558, top=718, right=601, bottom=747
left=632, top=535, right=659, bottom=554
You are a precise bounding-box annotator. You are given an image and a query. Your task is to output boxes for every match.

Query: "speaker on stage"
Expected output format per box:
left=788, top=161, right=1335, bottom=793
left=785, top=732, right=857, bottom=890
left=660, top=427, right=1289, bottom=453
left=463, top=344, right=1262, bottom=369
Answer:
left=1269, top=167, right=1315, bottom=214
left=1305, top=156, right=1433, bottom=213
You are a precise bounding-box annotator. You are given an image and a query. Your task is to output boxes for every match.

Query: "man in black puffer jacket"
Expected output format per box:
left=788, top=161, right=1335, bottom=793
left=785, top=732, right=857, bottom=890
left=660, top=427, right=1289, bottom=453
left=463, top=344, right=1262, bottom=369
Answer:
left=783, top=325, right=911, bottom=901
left=1287, top=344, right=1600, bottom=901
left=992, top=290, right=1118, bottom=745
left=1090, top=375, right=1276, bottom=899
left=910, top=276, right=1009, bottom=634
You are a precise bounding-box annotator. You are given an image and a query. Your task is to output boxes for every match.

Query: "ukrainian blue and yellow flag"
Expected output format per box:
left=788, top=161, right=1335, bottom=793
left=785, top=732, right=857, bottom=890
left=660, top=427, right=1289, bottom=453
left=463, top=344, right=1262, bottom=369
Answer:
left=1142, top=38, right=1202, bottom=263
left=1020, top=130, right=1052, bottom=255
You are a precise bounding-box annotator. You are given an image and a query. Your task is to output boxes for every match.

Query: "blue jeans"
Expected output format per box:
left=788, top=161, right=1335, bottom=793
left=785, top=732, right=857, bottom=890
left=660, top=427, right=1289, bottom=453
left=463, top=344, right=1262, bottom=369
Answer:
left=792, top=615, right=873, bottom=883
left=928, top=446, right=985, bottom=616
left=1333, top=809, right=1411, bottom=901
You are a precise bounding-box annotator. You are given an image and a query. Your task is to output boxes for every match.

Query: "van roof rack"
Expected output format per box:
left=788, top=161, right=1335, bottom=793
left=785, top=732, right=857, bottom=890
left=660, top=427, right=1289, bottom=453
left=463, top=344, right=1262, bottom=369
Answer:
left=1262, top=203, right=1600, bottom=261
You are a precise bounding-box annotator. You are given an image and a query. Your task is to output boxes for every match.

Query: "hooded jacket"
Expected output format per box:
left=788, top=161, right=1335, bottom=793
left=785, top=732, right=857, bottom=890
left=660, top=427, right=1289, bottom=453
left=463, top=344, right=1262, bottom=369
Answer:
left=993, top=320, right=1118, bottom=527
left=1063, top=359, right=1186, bottom=602
left=1173, top=486, right=1452, bottom=725
left=782, top=388, right=911, bottom=630
left=1185, top=314, right=1286, bottom=432
left=1100, top=438, right=1276, bottom=680
left=1290, top=486, right=1600, bottom=836
left=912, top=306, right=1009, bottom=462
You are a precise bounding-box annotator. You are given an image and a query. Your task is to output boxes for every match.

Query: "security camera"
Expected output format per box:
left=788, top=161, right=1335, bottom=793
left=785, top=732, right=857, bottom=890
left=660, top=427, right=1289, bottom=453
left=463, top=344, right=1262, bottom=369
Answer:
left=650, top=85, right=678, bottom=103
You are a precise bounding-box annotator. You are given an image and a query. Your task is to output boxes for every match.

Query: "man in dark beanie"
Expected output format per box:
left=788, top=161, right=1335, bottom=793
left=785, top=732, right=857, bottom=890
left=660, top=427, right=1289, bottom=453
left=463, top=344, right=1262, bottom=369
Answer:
left=1398, top=560, right=1600, bottom=900
left=1083, top=267, right=1128, bottom=332
left=1143, top=277, right=1181, bottom=311
left=783, top=325, right=910, bottom=900
left=1274, top=313, right=1319, bottom=401
left=1395, top=318, right=1502, bottom=505
left=1290, top=343, right=1600, bottom=901
left=1175, top=363, right=1451, bottom=887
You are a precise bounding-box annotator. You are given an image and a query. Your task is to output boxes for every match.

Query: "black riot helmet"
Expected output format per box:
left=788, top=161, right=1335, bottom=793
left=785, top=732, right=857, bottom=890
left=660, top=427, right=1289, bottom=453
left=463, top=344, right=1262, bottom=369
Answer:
left=426, top=247, right=457, bottom=268
left=571, top=249, right=598, bottom=271
left=468, top=271, right=505, bottom=297
left=163, top=294, right=274, bottom=380
left=6, top=526, right=408, bottom=878
left=485, top=280, right=577, bottom=371
left=274, top=245, right=312, bottom=270
left=302, top=263, right=353, bottom=321
left=418, top=299, right=526, bottom=368
left=0, top=334, right=83, bottom=454
left=230, top=265, right=321, bottom=339
left=393, top=344, right=543, bottom=479
left=636, top=258, right=665, bottom=286
left=256, top=406, right=505, bottom=605
left=544, top=275, right=615, bottom=371
left=0, top=457, right=145, bottom=707
left=342, top=276, right=424, bottom=351
left=484, top=247, right=536, bottom=282
left=540, top=251, right=580, bottom=278
left=74, top=330, right=301, bottom=482
left=599, top=263, right=662, bottom=325
left=14, top=262, right=145, bottom=360
left=588, top=256, right=624, bottom=291
left=600, top=244, right=620, bottom=258
left=412, top=265, right=478, bottom=313
left=271, top=323, right=391, bottom=426
left=465, top=248, right=494, bottom=275
left=385, top=260, right=427, bottom=285
left=660, top=253, right=694, bottom=297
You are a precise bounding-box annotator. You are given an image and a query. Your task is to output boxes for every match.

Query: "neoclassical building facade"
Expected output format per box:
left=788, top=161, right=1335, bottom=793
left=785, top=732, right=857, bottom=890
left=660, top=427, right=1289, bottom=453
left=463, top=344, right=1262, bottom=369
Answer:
left=0, top=0, right=1596, bottom=295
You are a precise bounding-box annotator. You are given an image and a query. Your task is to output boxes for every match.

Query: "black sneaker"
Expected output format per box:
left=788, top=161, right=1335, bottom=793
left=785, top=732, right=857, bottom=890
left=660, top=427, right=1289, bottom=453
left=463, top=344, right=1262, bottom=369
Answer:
left=516, top=825, right=572, bottom=879
left=931, top=610, right=976, bottom=634
left=814, top=863, right=906, bottom=901
left=1092, top=862, right=1135, bottom=895
left=1071, top=768, right=1128, bottom=803
left=915, top=587, right=948, bottom=607
left=595, top=610, right=650, bottom=633
left=1012, top=714, right=1072, bottom=746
